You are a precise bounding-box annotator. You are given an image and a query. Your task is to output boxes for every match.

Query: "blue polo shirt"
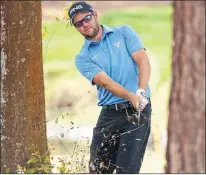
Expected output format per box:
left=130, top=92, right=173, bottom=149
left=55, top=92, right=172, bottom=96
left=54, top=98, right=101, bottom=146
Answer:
left=75, top=24, right=151, bottom=106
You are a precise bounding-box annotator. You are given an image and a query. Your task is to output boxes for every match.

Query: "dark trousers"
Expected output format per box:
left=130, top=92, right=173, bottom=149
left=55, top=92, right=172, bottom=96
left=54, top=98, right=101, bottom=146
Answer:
left=89, top=102, right=152, bottom=174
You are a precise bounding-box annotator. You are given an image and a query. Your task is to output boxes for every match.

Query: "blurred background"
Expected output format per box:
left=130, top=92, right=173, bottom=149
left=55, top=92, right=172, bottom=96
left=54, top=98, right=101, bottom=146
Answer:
left=42, top=1, right=172, bottom=173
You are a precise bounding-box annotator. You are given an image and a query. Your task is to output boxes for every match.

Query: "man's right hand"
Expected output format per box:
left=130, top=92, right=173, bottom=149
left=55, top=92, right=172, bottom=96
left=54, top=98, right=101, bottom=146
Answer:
left=129, top=94, right=140, bottom=110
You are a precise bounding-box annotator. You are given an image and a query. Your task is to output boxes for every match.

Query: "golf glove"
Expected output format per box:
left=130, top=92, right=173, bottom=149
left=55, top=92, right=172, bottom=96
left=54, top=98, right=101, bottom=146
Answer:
left=136, top=89, right=148, bottom=111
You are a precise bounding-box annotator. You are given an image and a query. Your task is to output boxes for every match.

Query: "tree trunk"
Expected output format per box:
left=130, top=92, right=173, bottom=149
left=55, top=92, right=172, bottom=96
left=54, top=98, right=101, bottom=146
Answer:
left=166, top=1, right=205, bottom=173
left=1, top=1, right=48, bottom=172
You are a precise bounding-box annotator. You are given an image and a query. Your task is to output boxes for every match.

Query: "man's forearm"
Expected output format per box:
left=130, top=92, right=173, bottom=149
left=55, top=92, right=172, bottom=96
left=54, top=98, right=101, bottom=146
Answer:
left=93, top=71, right=135, bottom=102
left=138, top=58, right=151, bottom=90
left=131, top=49, right=151, bottom=90
left=102, top=79, right=134, bottom=102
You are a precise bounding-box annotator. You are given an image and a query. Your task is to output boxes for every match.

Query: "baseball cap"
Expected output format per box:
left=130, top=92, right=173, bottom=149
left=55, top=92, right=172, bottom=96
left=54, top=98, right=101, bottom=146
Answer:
left=68, top=1, right=94, bottom=24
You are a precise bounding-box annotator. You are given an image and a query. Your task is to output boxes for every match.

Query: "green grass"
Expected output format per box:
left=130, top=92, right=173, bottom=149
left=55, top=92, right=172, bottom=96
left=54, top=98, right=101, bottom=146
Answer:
left=42, top=21, right=83, bottom=62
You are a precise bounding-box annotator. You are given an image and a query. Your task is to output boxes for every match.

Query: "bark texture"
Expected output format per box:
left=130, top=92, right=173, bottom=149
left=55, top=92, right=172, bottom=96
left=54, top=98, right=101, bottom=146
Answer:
left=1, top=1, right=48, bottom=172
left=166, top=1, right=205, bottom=173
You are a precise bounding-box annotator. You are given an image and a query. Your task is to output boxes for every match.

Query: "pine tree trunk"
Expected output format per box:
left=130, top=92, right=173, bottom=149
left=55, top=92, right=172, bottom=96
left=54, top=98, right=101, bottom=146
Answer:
left=166, top=1, right=205, bottom=173
left=1, top=1, right=48, bottom=172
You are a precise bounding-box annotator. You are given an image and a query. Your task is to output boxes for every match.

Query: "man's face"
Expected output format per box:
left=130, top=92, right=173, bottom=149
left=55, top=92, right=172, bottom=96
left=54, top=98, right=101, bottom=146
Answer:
left=73, top=11, right=100, bottom=39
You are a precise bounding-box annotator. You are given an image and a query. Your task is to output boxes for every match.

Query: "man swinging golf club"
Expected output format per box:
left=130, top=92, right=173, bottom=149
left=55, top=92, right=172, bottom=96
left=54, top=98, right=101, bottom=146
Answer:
left=68, top=1, right=152, bottom=173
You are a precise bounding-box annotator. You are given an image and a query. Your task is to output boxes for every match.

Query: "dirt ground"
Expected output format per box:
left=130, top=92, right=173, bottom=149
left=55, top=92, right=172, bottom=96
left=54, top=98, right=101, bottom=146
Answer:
left=42, top=1, right=171, bottom=20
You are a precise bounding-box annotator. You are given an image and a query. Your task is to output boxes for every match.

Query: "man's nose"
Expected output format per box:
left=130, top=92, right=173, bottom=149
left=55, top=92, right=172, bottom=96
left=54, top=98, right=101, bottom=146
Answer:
left=82, top=21, right=89, bottom=27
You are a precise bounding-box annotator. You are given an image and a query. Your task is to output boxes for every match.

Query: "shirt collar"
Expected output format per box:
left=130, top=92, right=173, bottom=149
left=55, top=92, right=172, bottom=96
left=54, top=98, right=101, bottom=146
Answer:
left=84, top=24, right=114, bottom=47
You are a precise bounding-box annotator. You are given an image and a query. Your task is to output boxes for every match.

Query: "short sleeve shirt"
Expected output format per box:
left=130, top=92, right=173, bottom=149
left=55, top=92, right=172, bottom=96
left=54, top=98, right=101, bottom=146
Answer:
left=75, top=25, right=151, bottom=106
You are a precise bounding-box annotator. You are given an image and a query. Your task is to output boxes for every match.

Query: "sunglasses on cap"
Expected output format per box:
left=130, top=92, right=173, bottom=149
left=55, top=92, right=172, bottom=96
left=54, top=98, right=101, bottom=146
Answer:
left=73, top=13, right=93, bottom=28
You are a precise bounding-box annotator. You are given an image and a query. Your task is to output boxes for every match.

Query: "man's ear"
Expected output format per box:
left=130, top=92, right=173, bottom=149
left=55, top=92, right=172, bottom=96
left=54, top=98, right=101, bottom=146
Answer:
left=93, top=11, right=98, bottom=17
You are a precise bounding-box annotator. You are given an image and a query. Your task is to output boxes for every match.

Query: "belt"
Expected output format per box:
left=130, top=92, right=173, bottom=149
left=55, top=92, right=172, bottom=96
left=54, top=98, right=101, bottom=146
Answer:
left=102, top=98, right=151, bottom=111
left=102, top=101, right=133, bottom=111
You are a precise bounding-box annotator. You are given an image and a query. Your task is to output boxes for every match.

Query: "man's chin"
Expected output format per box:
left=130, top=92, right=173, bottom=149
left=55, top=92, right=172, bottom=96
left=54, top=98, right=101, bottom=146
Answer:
left=84, top=33, right=96, bottom=39
left=83, top=28, right=99, bottom=39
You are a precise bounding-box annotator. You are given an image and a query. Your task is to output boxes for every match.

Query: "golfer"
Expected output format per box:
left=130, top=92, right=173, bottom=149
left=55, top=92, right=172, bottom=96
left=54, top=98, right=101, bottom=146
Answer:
left=68, top=1, right=152, bottom=174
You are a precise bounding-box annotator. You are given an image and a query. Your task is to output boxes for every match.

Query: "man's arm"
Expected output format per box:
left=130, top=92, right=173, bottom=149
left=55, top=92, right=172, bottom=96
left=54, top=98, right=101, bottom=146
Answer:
left=118, top=25, right=151, bottom=90
left=75, top=53, right=139, bottom=108
left=131, top=49, right=151, bottom=90
left=93, top=71, right=139, bottom=109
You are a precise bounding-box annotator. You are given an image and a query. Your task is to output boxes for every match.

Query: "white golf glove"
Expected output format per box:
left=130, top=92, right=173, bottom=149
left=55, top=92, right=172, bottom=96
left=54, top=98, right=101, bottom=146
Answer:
left=136, top=89, right=148, bottom=111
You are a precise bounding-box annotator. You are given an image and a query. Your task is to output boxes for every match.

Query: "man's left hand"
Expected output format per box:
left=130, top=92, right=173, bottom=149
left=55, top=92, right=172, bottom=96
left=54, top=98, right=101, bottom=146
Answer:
left=136, top=89, right=148, bottom=111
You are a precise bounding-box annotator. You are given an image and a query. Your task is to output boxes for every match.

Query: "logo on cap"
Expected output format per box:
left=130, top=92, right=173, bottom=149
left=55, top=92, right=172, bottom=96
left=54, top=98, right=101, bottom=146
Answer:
left=70, top=5, right=83, bottom=15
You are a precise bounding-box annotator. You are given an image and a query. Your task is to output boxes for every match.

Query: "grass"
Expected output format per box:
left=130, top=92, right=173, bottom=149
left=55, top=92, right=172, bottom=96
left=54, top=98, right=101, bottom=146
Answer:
left=42, top=23, right=83, bottom=62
